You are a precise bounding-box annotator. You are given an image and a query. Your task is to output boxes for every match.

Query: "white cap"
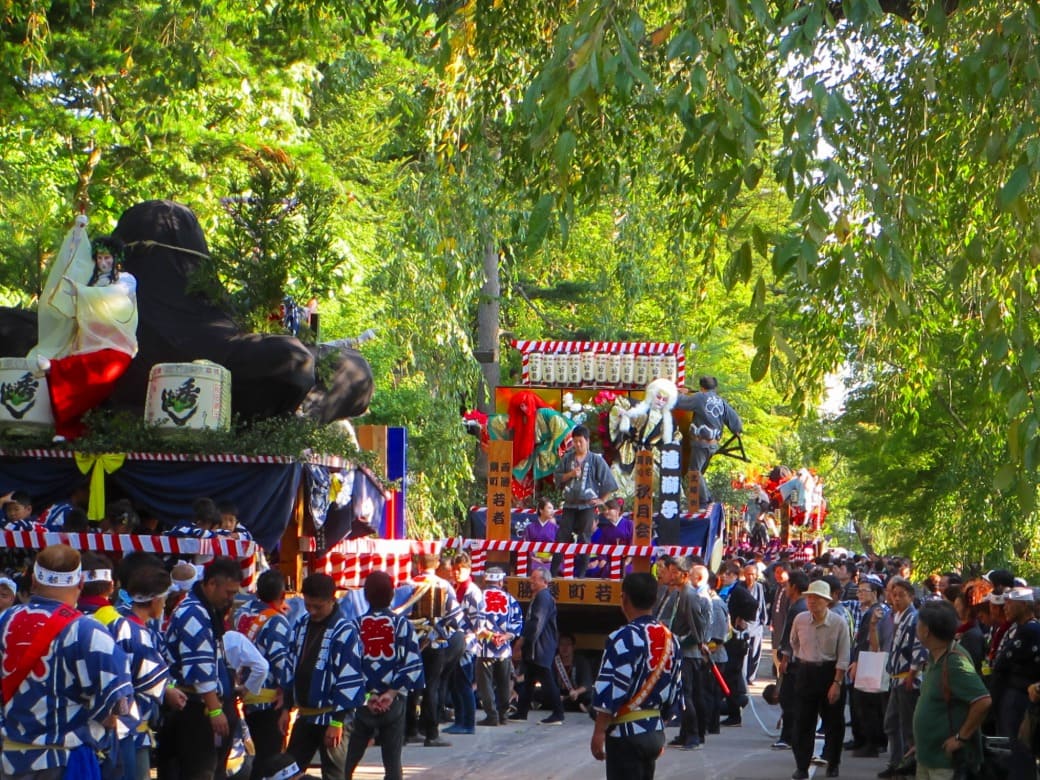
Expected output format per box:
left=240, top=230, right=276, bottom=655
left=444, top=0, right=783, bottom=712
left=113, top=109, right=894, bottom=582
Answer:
left=1007, top=586, right=1034, bottom=602
left=985, top=593, right=1006, bottom=605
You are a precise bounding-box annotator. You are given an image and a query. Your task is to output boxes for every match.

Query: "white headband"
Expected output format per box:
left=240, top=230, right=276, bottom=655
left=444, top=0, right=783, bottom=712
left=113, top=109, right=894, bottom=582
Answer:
left=263, top=762, right=301, bottom=780
left=84, top=569, right=112, bottom=583
left=34, top=562, right=83, bottom=588
left=0, top=576, right=17, bottom=592
left=131, top=589, right=171, bottom=603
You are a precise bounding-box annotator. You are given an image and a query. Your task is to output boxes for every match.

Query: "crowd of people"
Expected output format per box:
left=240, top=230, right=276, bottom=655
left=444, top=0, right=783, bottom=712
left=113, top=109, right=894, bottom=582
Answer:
left=3, top=476, right=1040, bottom=780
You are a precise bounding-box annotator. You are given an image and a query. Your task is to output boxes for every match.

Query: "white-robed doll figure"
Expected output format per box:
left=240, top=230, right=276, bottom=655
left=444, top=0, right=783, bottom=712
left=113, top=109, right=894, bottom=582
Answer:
left=35, top=235, right=139, bottom=440
left=608, top=377, right=680, bottom=499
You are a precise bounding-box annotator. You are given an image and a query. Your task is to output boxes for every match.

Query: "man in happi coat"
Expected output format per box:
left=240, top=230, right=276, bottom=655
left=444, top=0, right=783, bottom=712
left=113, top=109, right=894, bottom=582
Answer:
left=0, top=544, right=133, bottom=780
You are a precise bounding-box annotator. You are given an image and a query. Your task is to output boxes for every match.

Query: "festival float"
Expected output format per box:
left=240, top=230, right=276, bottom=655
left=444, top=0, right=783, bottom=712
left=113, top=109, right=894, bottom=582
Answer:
left=0, top=200, right=403, bottom=586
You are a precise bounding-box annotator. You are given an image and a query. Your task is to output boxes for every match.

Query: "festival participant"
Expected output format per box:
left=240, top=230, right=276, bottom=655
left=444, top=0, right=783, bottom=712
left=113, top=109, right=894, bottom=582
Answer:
left=586, top=499, right=633, bottom=579
left=553, top=425, right=618, bottom=578
left=283, top=573, right=365, bottom=780
left=513, top=567, right=564, bottom=724
left=236, top=570, right=293, bottom=778
left=444, top=552, right=481, bottom=736
left=774, top=569, right=809, bottom=751
left=166, top=497, right=222, bottom=539
left=1, top=491, right=41, bottom=531
left=343, top=571, right=424, bottom=780
left=157, top=556, right=243, bottom=780
left=523, top=498, right=558, bottom=573
left=879, top=578, right=927, bottom=779
left=0, top=575, right=17, bottom=613
left=691, top=564, right=730, bottom=735
left=35, top=235, right=139, bottom=441
left=658, top=556, right=708, bottom=751
left=674, top=376, right=743, bottom=507
left=475, top=567, right=523, bottom=727
left=0, top=544, right=133, bottom=779
left=788, top=580, right=851, bottom=780
left=589, top=572, right=681, bottom=780
left=405, top=553, right=463, bottom=748
left=913, top=600, right=991, bottom=780
left=990, top=586, right=1040, bottom=780
left=77, top=552, right=119, bottom=619
left=741, top=563, right=769, bottom=684
left=35, top=480, right=90, bottom=531
left=949, top=583, right=986, bottom=674
left=847, top=575, right=891, bottom=758
left=553, top=633, right=594, bottom=713
left=109, top=563, right=187, bottom=780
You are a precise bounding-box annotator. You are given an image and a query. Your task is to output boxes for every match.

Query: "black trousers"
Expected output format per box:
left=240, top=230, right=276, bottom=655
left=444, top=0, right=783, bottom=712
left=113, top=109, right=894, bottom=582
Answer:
left=555, top=507, right=596, bottom=577
left=677, top=657, right=705, bottom=742
left=605, top=730, right=666, bottom=780
left=791, top=662, right=844, bottom=773
left=156, top=699, right=237, bottom=780
left=516, top=660, right=563, bottom=719
left=850, top=687, right=887, bottom=750
left=477, top=657, right=513, bottom=721
left=344, top=697, right=406, bottom=780
left=245, top=707, right=285, bottom=780
left=287, top=720, right=347, bottom=780
left=419, top=634, right=464, bottom=739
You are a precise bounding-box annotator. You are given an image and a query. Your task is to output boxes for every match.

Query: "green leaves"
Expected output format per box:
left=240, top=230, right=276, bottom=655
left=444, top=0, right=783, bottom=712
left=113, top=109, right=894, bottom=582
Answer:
left=998, top=165, right=1031, bottom=212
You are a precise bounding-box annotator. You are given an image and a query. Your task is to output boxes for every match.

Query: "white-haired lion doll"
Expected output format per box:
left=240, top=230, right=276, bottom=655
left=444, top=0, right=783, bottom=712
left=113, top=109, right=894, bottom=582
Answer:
left=608, top=377, right=681, bottom=499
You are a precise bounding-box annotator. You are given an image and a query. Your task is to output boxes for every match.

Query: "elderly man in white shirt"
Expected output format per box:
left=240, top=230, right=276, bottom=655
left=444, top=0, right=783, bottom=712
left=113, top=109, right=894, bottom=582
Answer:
left=788, top=579, right=851, bottom=780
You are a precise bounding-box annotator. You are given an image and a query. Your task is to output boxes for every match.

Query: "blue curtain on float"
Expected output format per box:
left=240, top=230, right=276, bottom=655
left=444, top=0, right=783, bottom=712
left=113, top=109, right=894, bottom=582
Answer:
left=0, top=455, right=302, bottom=550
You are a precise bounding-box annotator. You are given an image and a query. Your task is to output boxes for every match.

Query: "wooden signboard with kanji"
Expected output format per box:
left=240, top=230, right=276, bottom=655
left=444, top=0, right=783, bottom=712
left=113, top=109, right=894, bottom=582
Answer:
left=505, top=576, right=621, bottom=606
left=631, top=448, right=654, bottom=572
left=486, top=440, right=513, bottom=567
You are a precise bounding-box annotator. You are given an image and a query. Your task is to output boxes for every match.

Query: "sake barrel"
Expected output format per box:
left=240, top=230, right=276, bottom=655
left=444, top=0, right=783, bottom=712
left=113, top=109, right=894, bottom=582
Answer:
left=145, top=361, right=232, bottom=432
left=0, top=358, right=54, bottom=433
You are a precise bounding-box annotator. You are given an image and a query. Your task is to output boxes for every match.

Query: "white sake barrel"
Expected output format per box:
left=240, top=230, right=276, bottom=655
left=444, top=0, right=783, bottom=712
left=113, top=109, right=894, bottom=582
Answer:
left=0, top=358, right=54, bottom=433
left=542, top=353, right=557, bottom=385
left=634, top=355, right=649, bottom=386
left=581, top=351, right=596, bottom=383
left=594, top=353, right=608, bottom=384
left=606, top=353, right=621, bottom=384
left=620, top=353, right=635, bottom=385
left=145, top=360, right=232, bottom=432
left=567, top=353, right=582, bottom=385
left=527, top=352, right=543, bottom=384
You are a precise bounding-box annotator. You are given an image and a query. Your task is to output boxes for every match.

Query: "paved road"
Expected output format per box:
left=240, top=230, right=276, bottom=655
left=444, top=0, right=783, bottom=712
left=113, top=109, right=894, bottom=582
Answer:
left=346, top=672, right=893, bottom=780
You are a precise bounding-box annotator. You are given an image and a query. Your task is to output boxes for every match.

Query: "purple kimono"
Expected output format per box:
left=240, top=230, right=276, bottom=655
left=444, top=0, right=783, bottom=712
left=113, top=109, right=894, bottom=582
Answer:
left=523, top=518, right=558, bottom=571
left=586, top=516, right=634, bottom=578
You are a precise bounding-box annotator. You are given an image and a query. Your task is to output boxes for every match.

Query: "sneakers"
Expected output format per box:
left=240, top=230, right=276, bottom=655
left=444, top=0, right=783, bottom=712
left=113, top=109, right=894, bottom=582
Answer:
left=477, top=717, right=499, bottom=727
left=720, top=717, right=742, bottom=727
left=539, top=715, right=564, bottom=726
left=507, top=713, right=529, bottom=722
left=423, top=738, right=452, bottom=747
left=772, top=740, right=792, bottom=750
left=667, top=736, right=685, bottom=747
left=443, top=725, right=474, bottom=735
left=812, top=756, right=829, bottom=766
left=678, top=739, right=703, bottom=751
left=877, top=767, right=898, bottom=778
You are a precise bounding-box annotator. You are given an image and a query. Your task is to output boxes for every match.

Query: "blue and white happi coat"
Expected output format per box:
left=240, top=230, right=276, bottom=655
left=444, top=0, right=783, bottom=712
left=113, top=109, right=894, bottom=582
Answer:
left=164, top=589, right=232, bottom=698
left=288, top=610, right=365, bottom=725
left=476, top=586, right=523, bottom=661
left=0, top=596, right=134, bottom=775
left=238, top=604, right=293, bottom=713
left=456, top=580, right=483, bottom=656
left=104, top=613, right=170, bottom=749
left=886, top=606, right=926, bottom=689
left=593, top=615, right=681, bottom=738
left=353, top=608, right=424, bottom=695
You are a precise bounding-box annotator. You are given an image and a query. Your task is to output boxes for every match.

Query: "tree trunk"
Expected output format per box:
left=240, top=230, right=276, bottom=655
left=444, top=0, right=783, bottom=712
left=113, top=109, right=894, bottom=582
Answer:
left=475, top=240, right=500, bottom=412
left=473, top=239, right=501, bottom=491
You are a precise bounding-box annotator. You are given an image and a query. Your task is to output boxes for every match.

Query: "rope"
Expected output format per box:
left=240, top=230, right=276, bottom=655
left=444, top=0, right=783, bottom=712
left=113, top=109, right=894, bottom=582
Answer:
left=122, top=240, right=211, bottom=260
